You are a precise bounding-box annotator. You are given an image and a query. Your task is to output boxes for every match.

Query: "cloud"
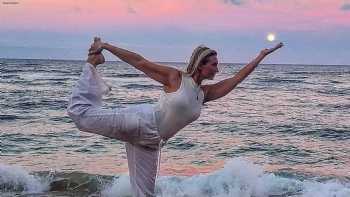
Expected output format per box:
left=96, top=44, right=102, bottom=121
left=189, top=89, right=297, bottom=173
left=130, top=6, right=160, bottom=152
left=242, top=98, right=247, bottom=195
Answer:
left=223, top=0, right=245, bottom=6
left=340, top=3, right=350, bottom=11
left=126, top=0, right=137, bottom=14
left=73, top=6, right=81, bottom=13
left=127, top=6, right=136, bottom=14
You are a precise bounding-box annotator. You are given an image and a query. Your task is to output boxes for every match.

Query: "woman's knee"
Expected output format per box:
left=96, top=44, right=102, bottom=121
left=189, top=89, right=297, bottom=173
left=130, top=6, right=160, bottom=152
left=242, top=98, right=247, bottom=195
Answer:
left=67, top=105, right=93, bottom=130
left=67, top=111, right=87, bottom=131
left=68, top=106, right=143, bottom=142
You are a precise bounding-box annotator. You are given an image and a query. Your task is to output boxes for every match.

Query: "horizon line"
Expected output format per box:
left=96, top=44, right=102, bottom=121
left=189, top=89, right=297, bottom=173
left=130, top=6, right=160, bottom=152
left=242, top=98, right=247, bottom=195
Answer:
left=1, top=57, right=349, bottom=67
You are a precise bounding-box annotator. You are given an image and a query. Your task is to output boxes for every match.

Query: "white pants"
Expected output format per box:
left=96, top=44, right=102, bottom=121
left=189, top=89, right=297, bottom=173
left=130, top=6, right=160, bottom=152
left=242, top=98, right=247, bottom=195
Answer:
left=67, top=63, right=162, bottom=197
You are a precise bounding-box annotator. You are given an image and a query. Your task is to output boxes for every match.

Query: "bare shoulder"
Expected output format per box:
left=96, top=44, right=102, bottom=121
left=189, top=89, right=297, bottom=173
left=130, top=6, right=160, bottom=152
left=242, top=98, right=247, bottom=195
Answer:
left=169, top=69, right=182, bottom=81
left=164, top=70, right=182, bottom=93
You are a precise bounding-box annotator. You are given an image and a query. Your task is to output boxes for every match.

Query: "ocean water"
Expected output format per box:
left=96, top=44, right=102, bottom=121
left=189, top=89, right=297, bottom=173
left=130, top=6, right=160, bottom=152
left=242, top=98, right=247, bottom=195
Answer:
left=0, top=58, right=349, bottom=197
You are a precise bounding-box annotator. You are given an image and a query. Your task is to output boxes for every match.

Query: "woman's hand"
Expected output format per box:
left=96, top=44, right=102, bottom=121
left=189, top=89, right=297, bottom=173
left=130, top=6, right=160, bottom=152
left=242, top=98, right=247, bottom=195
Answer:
left=88, top=37, right=105, bottom=55
left=260, top=42, right=284, bottom=56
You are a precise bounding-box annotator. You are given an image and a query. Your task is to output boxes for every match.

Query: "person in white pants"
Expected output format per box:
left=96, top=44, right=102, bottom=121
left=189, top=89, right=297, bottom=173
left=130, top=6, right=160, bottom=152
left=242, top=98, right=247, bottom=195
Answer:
left=67, top=37, right=283, bottom=196
left=67, top=55, right=162, bottom=196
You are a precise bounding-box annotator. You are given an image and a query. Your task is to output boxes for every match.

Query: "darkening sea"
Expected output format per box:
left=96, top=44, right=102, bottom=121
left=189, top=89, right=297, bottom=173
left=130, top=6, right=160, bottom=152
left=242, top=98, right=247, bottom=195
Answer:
left=0, top=58, right=349, bottom=197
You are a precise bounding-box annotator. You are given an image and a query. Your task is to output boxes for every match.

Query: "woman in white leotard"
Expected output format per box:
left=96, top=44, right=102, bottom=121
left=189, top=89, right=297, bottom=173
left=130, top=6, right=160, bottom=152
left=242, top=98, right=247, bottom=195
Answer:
left=67, top=37, right=283, bottom=197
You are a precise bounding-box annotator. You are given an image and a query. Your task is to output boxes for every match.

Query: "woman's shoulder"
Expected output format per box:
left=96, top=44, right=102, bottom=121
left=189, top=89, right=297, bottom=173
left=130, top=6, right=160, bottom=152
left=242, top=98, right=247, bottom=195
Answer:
left=168, top=70, right=183, bottom=83
left=163, top=70, right=183, bottom=94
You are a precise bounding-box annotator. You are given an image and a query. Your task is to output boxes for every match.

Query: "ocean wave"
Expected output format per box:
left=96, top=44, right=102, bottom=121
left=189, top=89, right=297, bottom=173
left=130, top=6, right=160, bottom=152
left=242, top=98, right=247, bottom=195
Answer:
left=102, top=158, right=350, bottom=197
left=114, top=73, right=146, bottom=78
left=24, top=63, right=41, bottom=66
left=297, top=128, right=350, bottom=140
left=0, top=74, right=19, bottom=79
left=1, top=158, right=349, bottom=196
left=121, top=84, right=162, bottom=90
left=256, top=78, right=306, bottom=84
left=317, top=103, right=350, bottom=110
left=0, top=115, right=22, bottom=121
left=316, top=89, right=350, bottom=96
left=167, top=137, right=197, bottom=150
left=285, top=71, right=350, bottom=75
left=0, top=164, right=49, bottom=193
left=11, top=99, right=68, bottom=111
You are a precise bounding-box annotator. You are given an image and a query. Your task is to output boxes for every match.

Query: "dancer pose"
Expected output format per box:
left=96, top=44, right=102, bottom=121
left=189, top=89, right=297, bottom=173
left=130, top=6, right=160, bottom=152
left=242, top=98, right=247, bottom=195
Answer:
left=67, top=38, right=283, bottom=196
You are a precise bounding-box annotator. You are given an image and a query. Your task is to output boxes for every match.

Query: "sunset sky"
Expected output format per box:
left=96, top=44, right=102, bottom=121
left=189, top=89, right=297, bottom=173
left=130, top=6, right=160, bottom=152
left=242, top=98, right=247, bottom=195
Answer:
left=1, top=0, right=350, bottom=64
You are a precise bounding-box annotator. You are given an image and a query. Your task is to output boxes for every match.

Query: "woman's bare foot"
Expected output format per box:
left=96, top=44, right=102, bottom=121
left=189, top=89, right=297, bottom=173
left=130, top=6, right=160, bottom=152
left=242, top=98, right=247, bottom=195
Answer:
left=88, top=37, right=104, bottom=55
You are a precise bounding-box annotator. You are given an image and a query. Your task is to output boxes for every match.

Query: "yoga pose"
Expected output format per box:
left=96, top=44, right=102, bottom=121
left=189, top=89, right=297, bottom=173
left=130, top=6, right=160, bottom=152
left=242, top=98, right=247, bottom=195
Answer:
left=67, top=38, right=283, bottom=196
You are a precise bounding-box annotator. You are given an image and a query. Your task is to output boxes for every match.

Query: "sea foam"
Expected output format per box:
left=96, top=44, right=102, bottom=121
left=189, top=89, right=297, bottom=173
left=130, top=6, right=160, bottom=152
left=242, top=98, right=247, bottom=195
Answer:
left=1, top=158, right=349, bottom=196
left=0, top=163, right=49, bottom=193
left=102, top=158, right=350, bottom=197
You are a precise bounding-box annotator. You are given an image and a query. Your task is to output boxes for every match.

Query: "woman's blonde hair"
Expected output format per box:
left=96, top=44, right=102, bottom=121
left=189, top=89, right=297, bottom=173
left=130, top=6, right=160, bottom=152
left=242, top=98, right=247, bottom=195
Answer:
left=186, top=45, right=217, bottom=75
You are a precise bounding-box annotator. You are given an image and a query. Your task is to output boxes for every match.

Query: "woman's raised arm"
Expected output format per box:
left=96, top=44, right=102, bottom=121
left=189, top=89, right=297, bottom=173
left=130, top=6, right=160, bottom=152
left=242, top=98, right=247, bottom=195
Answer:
left=90, top=38, right=179, bottom=86
left=202, top=42, right=283, bottom=103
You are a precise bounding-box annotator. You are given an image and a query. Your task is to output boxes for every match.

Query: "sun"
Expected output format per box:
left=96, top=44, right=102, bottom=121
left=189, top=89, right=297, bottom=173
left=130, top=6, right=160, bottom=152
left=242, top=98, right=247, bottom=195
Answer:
left=267, top=33, right=276, bottom=42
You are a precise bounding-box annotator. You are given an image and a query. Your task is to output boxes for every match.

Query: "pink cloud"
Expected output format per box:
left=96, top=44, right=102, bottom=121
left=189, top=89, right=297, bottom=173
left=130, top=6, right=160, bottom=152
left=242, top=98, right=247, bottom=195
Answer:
left=1, top=0, right=349, bottom=32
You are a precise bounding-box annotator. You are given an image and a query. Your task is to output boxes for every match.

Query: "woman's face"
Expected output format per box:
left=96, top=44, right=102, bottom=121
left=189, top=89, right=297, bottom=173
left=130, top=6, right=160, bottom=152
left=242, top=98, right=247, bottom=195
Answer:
left=199, top=55, right=219, bottom=80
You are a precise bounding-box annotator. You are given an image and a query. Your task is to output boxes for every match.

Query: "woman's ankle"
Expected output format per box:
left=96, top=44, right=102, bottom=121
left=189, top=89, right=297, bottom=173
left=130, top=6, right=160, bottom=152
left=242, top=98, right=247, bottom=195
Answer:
left=87, top=54, right=105, bottom=67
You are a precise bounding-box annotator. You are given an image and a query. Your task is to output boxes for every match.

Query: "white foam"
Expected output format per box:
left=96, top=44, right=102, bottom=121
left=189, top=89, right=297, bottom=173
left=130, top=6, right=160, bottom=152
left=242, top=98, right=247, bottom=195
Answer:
left=0, top=163, right=49, bottom=193
left=302, top=180, right=350, bottom=197
left=101, top=174, right=132, bottom=197
left=156, top=158, right=302, bottom=197
left=102, top=158, right=350, bottom=197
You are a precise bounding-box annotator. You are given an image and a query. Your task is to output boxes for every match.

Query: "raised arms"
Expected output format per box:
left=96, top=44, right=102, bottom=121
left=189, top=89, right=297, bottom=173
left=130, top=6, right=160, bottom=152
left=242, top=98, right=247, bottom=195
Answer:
left=89, top=38, right=179, bottom=87
left=202, top=42, right=284, bottom=103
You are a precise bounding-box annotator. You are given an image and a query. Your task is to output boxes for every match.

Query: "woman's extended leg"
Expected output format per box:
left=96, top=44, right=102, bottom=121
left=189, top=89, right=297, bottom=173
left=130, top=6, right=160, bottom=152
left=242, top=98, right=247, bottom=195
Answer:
left=67, top=51, right=162, bottom=196
left=67, top=59, right=141, bottom=143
